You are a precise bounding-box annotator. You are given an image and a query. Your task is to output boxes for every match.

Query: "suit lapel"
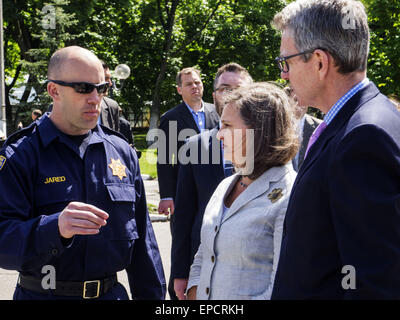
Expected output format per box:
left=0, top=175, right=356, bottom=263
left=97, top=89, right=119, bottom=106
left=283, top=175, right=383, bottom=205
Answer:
left=100, top=99, right=110, bottom=127
left=204, top=103, right=219, bottom=130
left=197, top=127, right=224, bottom=177
left=297, top=82, right=380, bottom=183
left=209, top=128, right=225, bottom=178
left=177, top=102, right=200, bottom=134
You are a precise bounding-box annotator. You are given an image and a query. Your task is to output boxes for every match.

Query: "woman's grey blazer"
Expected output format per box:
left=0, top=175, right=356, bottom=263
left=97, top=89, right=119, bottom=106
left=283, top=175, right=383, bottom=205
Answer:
left=187, top=163, right=296, bottom=300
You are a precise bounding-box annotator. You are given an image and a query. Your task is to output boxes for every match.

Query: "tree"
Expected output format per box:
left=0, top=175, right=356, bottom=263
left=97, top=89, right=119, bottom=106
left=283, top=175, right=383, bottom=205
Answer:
left=3, top=0, right=79, bottom=134
left=103, top=0, right=285, bottom=132
left=363, top=0, right=400, bottom=99
left=6, top=0, right=397, bottom=136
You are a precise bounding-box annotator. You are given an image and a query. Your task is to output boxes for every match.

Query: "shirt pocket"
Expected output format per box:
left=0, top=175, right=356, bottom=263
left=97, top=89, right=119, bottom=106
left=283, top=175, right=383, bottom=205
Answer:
left=102, top=183, right=138, bottom=240
left=34, top=181, right=79, bottom=216
left=101, top=183, right=139, bottom=270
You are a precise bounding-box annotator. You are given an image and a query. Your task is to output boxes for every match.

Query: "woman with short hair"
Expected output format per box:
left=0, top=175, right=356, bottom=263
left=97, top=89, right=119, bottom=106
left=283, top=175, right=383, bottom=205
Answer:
left=186, top=82, right=299, bottom=300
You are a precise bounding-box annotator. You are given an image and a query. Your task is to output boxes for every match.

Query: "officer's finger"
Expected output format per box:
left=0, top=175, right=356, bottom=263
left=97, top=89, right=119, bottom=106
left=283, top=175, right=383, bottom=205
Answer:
left=67, top=209, right=108, bottom=227
left=68, top=202, right=109, bottom=220
left=69, top=226, right=101, bottom=236
left=70, top=217, right=104, bottom=229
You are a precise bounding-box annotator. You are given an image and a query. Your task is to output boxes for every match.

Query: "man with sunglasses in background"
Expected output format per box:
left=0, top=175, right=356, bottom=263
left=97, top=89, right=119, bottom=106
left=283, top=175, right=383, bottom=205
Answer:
left=0, top=46, right=166, bottom=300
left=99, top=60, right=120, bottom=132
left=271, top=0, right=400, bottom=299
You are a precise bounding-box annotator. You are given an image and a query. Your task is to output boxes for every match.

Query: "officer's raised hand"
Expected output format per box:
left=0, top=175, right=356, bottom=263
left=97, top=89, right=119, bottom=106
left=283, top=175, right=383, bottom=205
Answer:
left=58, top=201, right=109, bottom=239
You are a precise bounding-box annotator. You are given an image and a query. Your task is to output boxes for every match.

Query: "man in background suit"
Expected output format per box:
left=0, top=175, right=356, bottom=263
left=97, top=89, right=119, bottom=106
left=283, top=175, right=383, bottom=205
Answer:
left=101, top=62, right=141, bottom=156
left=284, top=87, right=322, bottom=172
left=156, top=67, right=219, bottom=299
left=271, top=0, right=400, bottom=299
left=171, top=63, right=253, bottom=300
left=118, top=106, right=142, bottom=158
left=99, top=61, right=120, bottom=132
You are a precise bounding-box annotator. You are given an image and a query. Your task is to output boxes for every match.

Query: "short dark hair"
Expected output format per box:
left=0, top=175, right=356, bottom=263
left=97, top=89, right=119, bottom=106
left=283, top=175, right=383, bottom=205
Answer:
left=32, top=109, right=42, bottom=117
left=213, top=63, right=253, bottom=90
left=99, top=59, right=109, bottom=70
left=176, top=67, right=201, bottom=87
left=223, top=82, right=299, bottom=180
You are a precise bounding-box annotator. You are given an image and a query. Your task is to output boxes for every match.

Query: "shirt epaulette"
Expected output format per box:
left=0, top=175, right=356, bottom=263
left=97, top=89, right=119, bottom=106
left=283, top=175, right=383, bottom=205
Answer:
left=99, top=124, right=129, bottom=143
left=2, top=122, right=37, bottom=148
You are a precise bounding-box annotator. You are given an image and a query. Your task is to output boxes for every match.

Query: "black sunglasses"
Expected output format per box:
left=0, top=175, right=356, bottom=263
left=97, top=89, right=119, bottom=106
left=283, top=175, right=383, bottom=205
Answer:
left=275, top=48, right=319, bottom=73
left=47, top=79, right=109, bottom=94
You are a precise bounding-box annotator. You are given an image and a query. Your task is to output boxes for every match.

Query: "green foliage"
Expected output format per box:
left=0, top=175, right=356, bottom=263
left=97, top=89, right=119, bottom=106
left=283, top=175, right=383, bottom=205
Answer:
left=3, top=0, right=399, bottom=135
left=363, top=0, right=400, bottom=98
left=4, top=0, right=81, bottom=131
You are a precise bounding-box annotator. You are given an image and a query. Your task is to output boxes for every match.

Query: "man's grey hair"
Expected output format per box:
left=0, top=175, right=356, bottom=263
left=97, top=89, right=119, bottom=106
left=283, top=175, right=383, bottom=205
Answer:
left=272, top=0, right=370, bottom=74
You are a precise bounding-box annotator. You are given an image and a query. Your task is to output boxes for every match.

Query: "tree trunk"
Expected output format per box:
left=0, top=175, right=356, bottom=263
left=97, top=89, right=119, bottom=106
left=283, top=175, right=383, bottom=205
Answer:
left=148, top=0, right=179, bottom=136
left=149, top=58, right=168, bottom=133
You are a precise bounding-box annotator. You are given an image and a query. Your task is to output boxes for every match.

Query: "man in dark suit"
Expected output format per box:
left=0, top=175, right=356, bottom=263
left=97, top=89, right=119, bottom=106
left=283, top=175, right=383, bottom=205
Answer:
left=118, top=106, right=141, bottom=158
left=99, top=61, right=120, bottom=132
left=156, top=67, right=219, bottom=299
left=171, top=63, right=253, bottom=300
left=295, top=112, right=321, bottom=171
left=119, top=115, right=134, bottom=145
left=271, top=0, right=400, bottom=299
left=285, top=87, right=322, bottom=172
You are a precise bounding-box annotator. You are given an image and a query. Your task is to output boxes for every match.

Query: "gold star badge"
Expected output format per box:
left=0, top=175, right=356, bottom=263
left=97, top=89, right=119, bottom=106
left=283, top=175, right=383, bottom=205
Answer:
left=108, top=158, right=127, bottom=180
left=267, top=188, right=283, bottom=203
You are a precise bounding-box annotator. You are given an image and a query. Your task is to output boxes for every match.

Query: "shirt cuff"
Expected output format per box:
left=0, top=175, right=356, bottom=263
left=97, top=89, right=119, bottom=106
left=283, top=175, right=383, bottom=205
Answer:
left=38, top=212, right=66, bottom=258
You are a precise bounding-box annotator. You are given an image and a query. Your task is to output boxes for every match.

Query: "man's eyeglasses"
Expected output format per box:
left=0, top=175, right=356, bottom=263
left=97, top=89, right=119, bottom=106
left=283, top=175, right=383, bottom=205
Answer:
left=47, top=80, right=109, bottom=94
left=275, top=48, right=319, bottom=73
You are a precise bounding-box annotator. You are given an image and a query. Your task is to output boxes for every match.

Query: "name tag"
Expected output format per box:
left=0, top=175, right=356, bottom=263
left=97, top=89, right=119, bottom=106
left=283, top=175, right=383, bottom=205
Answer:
left=44, top=176, right=66, bottom=184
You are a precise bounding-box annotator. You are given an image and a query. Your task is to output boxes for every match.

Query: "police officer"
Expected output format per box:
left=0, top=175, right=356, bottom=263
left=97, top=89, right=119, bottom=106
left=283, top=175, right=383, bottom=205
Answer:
left=0, top=46, right=166, bottom=300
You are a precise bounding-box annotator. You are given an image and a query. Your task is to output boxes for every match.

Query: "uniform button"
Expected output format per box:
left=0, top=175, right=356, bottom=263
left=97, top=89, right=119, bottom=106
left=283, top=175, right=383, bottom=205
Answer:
left=206, top=287, right=210, bottom=295
left=211, top=255, right=215, bottom=263
left=51, top=248, right=58, bottom=256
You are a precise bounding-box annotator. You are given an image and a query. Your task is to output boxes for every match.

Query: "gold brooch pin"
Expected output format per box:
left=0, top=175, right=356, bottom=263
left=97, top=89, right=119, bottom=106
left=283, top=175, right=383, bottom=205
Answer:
left=108, top=158, right=127, bottom=180
left=267, top=188, right=283, bottom=203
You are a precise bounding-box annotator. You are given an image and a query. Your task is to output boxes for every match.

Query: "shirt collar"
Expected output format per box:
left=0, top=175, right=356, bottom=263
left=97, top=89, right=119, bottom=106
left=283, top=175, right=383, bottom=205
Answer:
left=324, top=78, right=369, bottom=125
left=185, top=101, right=204, bottom=114
left=37, top=113, right=107, bottom=149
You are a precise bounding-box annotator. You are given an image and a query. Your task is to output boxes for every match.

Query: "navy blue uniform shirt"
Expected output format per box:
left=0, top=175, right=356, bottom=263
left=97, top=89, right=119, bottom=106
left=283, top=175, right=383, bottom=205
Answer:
left=0, top=113, right=166, bottom=300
